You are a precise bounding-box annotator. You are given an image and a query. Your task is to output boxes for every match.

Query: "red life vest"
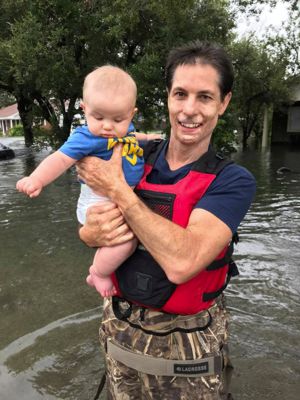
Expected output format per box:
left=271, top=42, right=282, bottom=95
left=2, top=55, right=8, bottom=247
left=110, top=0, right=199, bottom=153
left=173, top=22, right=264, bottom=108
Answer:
left=112, top=141, right=238, bottom=315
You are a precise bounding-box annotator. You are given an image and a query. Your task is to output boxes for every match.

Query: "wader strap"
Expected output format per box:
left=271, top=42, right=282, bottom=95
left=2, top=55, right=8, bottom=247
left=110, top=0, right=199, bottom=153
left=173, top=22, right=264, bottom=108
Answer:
left=112, top=297, right=212, bottom=336
left=93, top=371, right=106, bottom=400
left=106, top=339, right=222, bottom=378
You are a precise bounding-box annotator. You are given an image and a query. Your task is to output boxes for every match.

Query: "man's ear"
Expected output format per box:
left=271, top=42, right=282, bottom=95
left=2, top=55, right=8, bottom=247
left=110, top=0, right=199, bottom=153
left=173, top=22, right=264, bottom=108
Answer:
left=131, top=107, right=138, bottom=118
left=219, top=92, right=232, bottom=116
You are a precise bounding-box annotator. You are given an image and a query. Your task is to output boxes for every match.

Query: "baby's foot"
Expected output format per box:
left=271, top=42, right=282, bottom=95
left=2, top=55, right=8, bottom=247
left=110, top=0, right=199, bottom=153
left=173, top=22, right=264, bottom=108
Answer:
left=87, top=270, right=117, bottom=297
left=86, top=273, right=94, bottom=287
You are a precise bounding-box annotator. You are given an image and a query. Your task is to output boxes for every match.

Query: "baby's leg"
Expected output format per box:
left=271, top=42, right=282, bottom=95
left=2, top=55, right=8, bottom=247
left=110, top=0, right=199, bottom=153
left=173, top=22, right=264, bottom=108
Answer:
left=87, top=238, right=137, bottom=297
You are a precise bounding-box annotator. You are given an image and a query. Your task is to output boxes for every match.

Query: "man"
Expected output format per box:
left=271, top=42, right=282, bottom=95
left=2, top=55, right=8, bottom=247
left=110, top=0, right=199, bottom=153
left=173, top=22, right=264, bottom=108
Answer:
left=77, top=41, right=256, bottom=399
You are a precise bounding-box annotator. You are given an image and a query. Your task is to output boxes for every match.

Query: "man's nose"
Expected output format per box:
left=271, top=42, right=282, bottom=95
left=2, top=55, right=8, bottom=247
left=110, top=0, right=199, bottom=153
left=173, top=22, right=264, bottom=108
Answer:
left=182, top=97, right=197, bottom=116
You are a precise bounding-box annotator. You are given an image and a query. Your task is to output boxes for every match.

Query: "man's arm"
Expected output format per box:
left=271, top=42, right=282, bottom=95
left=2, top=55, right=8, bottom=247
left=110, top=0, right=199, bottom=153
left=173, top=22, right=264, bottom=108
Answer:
left=119, top=194, right=232, bottom=284
left=76, top=145, right=232, bottom=284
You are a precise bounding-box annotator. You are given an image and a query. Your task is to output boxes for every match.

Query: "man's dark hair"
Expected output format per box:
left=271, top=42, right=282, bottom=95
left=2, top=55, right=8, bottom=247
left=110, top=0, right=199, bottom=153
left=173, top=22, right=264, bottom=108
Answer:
left=165, top=40, right=234, bottom=99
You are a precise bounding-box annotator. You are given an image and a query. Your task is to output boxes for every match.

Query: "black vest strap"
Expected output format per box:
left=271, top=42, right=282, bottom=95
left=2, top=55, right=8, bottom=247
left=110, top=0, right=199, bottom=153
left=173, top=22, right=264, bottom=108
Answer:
left=202, top=261, right=239, bottom=302
left=144, top=139, right=233, bottom=175
left=204, top=232, right=239, bottom=271
left=191, top=150, right=233, bottom=174
left=203, top=232, right=240, bottom=301
left=143, top=139, right=166, bottom=165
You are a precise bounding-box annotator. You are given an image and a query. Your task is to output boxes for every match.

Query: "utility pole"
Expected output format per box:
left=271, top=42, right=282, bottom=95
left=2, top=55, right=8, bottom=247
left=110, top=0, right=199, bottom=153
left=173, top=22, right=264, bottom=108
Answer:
left=262, top=105, right=273, bottom=149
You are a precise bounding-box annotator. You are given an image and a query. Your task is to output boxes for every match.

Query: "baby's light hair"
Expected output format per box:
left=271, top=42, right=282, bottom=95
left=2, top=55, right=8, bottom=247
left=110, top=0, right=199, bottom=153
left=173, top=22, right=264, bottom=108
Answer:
left=83, top=65, right=137, bottom=106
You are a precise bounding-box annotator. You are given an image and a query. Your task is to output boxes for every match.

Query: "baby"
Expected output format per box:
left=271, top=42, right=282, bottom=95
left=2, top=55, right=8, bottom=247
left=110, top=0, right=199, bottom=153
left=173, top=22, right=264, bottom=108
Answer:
left=17, top=65, right=161, bottom=297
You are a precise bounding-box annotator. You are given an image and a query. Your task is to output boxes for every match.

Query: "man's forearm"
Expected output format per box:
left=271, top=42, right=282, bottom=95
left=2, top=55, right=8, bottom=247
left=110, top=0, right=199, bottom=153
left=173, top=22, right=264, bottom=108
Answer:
left=109, top=183, right=230, bottom=284
left=124, top=200, right=194, bottom=283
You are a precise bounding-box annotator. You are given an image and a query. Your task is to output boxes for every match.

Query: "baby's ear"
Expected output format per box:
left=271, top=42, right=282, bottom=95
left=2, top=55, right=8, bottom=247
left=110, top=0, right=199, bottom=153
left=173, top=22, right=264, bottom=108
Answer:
left=80, top=101, right=85, bottom=111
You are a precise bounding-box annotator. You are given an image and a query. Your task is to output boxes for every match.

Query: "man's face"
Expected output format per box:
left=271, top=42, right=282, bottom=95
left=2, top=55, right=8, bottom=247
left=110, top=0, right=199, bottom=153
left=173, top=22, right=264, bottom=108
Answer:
left=167, top=63, right=231, bottom=148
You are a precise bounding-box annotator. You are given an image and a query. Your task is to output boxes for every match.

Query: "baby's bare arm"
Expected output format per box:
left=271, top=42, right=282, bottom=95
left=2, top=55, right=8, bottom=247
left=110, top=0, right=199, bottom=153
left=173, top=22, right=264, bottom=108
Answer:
left=16, top=151, right=76, bottom=197
left=134, top=132, right=163, bottom=141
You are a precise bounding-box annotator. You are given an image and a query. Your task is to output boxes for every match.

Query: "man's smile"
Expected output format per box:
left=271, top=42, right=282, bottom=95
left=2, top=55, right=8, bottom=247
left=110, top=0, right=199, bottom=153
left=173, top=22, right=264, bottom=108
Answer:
left=178, top=120, right=202, bottom=129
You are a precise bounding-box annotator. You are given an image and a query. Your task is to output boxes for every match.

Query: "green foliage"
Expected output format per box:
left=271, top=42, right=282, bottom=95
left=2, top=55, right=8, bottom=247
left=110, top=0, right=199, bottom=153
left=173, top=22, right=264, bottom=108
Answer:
left=212, top=116, right=238, bottom=154
left=232, top=0, right=295, bottom=15
left=0, top=91, right=15, bottom=108
left=0, top=0, right=235, bottom=147
left=229, top=38, right=291, bottom=147
left=0, top=0, right=298, bottom=150
left=31, top=126, right=62, bottom=151
left=7, top=124, right=24, bottom=137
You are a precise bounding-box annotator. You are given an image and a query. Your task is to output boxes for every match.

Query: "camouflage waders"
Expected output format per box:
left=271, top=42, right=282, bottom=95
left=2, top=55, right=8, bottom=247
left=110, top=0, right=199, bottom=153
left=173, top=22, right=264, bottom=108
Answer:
left=99, top=295, right=233, bottom=400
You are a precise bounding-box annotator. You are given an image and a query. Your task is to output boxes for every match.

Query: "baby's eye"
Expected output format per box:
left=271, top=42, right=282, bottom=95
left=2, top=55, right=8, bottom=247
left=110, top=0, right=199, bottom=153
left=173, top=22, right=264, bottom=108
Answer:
left=114, top=119, right=124, bottom=123
left=95, top=116, right=103, bottom=121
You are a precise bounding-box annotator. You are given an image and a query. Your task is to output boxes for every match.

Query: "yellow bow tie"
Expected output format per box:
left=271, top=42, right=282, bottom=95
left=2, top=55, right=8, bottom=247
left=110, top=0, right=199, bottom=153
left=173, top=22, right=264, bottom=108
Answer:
left=107, top=136, right=143, bottom=166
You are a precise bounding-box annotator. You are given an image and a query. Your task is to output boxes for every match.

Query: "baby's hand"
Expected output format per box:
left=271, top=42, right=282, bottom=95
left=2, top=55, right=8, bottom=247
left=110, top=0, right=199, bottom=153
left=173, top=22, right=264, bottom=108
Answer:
left=146, top=133, right=164, bottom=141
left=16, top=176, right=43, bottom=198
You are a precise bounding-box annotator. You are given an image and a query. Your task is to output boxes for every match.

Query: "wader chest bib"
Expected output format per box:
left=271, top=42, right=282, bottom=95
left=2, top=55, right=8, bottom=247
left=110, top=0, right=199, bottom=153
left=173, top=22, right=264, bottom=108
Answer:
left=112, top=141, right=238, bottom=315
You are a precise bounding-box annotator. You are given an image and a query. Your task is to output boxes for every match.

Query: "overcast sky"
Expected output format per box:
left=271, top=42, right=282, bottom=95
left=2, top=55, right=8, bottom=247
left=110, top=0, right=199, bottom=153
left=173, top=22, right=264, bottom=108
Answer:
left=236, top=1, right=290, bottom=38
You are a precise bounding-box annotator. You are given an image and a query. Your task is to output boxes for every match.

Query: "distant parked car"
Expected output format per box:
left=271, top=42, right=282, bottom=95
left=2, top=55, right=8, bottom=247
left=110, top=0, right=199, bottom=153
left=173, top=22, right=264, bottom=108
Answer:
left=0, top=142, right=15, bottom=160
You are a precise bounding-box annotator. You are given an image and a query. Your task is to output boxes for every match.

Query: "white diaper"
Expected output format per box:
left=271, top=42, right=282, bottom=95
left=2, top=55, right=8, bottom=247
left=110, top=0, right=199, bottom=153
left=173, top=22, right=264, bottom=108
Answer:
left=77, top=184, right=110, bottom=224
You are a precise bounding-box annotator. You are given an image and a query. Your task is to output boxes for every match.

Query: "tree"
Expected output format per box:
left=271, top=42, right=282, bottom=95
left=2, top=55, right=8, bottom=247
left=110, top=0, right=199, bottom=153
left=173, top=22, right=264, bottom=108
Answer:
left=0, top=91, right=15, bottom=108
left=230, top=39, right=289, bottom=148
left=0, top=1, right=36, bottom=145
left=6, top=0, right=107, bottom=145
left=229, top=0, right=300, bottom=148
left=1, top=0, right=236, bottom=147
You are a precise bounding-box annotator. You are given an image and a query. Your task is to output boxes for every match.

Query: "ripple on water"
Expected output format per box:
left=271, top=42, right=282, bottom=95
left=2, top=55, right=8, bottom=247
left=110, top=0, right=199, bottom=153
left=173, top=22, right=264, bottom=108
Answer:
left=0, top=308, right=104, bottom=400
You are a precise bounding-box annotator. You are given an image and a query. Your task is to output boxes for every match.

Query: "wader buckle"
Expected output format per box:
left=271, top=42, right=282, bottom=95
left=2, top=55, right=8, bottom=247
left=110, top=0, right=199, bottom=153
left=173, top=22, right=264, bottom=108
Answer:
left=112, top=297, right=132, bottom=321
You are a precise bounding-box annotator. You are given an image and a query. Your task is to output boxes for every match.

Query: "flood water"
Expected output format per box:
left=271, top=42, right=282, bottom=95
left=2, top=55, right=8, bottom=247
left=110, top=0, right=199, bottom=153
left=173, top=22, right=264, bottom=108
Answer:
left=0, top=137, right=299, bottom=400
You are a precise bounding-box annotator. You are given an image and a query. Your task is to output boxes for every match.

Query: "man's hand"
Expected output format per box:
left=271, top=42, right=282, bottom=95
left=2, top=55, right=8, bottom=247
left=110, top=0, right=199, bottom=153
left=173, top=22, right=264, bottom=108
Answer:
left=16, top=176, right=43, bottom=198
left=79, top=202, right=135, bottom=248
left=76, top=144, right=126, bottom=200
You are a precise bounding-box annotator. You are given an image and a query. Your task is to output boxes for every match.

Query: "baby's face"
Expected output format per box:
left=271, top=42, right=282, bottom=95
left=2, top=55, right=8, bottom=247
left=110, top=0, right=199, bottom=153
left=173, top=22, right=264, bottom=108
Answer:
left=82, top=89, right=136, bottom=138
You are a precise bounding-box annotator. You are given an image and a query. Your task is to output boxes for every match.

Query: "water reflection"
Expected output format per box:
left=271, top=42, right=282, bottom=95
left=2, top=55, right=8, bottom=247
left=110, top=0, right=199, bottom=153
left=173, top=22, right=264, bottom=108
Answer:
left=0, top=309, right=104, bottom=400
left=0, top=138, right=300, bottom=399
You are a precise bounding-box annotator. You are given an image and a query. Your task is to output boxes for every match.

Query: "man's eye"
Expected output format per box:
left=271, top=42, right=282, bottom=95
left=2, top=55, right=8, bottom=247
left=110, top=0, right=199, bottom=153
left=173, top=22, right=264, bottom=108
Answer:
left=200, top=95, right=212, bottom=101
left=174, top=91, right=185, bottom=98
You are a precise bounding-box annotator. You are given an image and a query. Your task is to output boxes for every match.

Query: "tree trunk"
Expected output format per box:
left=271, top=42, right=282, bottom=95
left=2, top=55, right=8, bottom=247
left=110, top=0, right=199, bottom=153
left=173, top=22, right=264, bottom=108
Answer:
left=62, top=117, right=72, bottom=143
left=242, top=129, right=248, bottom=150
left=16, top=94, right=34, bottom=147
left=60, top=96, right=77, bottom=144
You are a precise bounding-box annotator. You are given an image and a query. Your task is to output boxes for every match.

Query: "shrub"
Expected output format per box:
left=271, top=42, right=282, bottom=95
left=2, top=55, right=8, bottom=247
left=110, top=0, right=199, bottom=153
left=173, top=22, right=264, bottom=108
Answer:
left=32, top=126, right=61, bottom=150
left=7, top=124, right=24, bottom=137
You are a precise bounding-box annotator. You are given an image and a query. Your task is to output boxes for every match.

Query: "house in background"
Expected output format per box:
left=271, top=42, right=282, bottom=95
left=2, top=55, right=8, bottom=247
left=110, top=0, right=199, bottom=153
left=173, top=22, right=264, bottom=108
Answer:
left=271, top=80, right=300, bottom=145
left=0, top=102, right=84, bottom=136
left=0, top=103, right=21, bottom=135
